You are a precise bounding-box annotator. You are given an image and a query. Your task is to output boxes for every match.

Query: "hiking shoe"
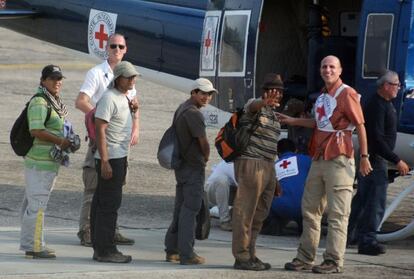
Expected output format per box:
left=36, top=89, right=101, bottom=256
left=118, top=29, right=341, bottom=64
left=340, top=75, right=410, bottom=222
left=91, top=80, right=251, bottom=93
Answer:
left=180, top=254, right=205, bottom=265
left=25, top=248, right=56, bottom=259
left=234, top=259, right=267, bottom=271
left=166, top=252, right=180, bottom=263
left=252, top=257, right=271, bottom=270
left=358, top=244, right=386, bottom=256
left=96, top=252, right=132, bottom=263
left=114, top=232, right=135, bottom=245
left=284, top=258, right=313, bottom=271
left=77, top=229, right=92, bottom=247
left=312, top=260, right=343, bottom=274
left=220, top=221, right=232, bottom=231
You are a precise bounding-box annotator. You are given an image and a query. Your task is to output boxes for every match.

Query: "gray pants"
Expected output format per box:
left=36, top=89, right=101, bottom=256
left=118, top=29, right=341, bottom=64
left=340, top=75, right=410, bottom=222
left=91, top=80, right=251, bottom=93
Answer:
left=20, top=167, right=57, bottom=252
left=205, top=175, right=232, bottom=223
left=164, top=163, right=205, bottom=259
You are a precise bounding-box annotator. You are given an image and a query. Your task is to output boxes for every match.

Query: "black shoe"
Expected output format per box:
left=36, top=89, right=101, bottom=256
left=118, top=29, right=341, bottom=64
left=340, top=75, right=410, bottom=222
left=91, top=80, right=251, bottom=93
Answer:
left=234, top=259, right=267, bottom=271
left=96, top=252, right=132, bottom=263
left=114, top=232, right=135, bottom=245
left=358, top=244, right=386, bottom=256
left=312, top=260, right=343, bottom=274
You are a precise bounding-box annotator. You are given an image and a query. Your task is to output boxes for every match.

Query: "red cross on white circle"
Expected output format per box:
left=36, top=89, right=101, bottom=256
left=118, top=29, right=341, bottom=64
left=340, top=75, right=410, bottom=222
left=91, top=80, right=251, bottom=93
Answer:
left=95, top=24, right=109, bottom=49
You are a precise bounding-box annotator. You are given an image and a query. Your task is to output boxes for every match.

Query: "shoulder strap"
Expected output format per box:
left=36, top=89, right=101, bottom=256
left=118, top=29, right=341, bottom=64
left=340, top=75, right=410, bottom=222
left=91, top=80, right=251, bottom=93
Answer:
left=173, top=106, right=192, bottom=126
left=31, top=93, right=52, bottom=124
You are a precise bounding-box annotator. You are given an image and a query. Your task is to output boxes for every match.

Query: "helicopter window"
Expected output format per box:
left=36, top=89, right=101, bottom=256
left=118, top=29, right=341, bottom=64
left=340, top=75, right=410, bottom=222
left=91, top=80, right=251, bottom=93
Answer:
left=219, top=10, right=251, bottom=77
left=362, top=14, right=393, bottom=78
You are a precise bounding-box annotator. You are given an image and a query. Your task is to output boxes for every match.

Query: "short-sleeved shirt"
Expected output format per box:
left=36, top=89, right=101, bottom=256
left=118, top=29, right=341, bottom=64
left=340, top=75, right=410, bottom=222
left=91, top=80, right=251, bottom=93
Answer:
left=239, top=98, right=281, bottom=161
left=80, top=60, right=136, bottom=106
left=25, top=90, right=64, bottom=172
left=175, top=99, right=206, bottom=167
left=309, top=79, right=364, bottom=160
left=94, top=88, right=132, bottom=159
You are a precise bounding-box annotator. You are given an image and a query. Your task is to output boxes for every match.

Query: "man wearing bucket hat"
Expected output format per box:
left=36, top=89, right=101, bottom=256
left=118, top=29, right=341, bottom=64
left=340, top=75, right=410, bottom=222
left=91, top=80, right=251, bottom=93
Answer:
left=164, top=78, right=217, bottom=265
left=90, top=61, right=139, bottom=263
left=75, top=33, right=137, bottom=247
left=231, top=73, right=283, bottom=271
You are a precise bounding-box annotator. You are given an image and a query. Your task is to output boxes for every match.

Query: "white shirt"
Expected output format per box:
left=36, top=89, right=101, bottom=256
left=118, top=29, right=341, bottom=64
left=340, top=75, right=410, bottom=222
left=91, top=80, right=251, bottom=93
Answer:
left=80, top=60, right=136, bottom=106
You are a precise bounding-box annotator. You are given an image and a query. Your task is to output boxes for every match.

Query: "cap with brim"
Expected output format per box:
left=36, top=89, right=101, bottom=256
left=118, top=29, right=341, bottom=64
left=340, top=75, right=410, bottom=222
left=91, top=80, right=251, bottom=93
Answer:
left=191, top=78, right=218, bottom=93
left=41, top=65, right=65, bottom=79
left=109, top=61, right=140, bottom=88
left=262, top=73, right=285, bottom=90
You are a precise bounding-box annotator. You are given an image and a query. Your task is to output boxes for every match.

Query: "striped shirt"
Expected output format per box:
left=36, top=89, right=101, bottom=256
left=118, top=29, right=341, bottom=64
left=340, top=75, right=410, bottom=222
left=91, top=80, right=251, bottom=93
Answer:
left=239, top=98, right=281, bottom=161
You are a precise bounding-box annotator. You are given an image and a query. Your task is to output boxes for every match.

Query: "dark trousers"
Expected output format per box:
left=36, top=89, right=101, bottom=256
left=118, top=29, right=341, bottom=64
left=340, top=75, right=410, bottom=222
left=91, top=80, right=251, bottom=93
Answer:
left=90, top=157, right=127, bottom=256
left=348, top=158, right=388, bottom=247
left=164, top=163, right=205, bottom=260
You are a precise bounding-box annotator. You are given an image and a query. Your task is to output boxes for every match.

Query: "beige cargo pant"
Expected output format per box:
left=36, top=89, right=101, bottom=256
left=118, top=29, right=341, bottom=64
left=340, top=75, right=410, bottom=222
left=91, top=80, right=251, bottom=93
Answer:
left=296, top=155, right=355, bottom=268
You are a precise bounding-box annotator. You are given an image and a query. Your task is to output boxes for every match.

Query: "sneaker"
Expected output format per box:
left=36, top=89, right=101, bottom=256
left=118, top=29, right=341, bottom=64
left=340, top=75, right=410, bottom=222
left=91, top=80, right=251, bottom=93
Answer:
left=114, top=232, right=135, bottom=245
left=166, top=252, right=180, bottom=263
left=312, top=260, right=343, bottom=274
left=252, top=257, right=271, bottom=270
left=358, top=244, right=386, bottom=256
left=220, top=221, right=232, bottom=231
left=180, top=254, right=205, bottom=265
left=96, top=252, right=132, bottom=263
left=234, top=259, right=266, bottom=271
left=284, top=258, right=313, bottom=271
left=25, top=248, right=56, bottom=259
left=77, top=229, right=92, bottom=247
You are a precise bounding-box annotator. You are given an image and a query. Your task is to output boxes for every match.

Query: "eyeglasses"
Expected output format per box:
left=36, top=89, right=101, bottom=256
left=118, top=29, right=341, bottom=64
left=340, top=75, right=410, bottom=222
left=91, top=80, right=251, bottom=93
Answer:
left=109, top=44, right=126, bottom=50
left=387, top=82, right=401, bottom=88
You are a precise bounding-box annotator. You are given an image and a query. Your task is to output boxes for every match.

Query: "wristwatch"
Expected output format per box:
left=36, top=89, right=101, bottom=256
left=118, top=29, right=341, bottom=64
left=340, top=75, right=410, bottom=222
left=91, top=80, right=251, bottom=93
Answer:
left=360, top=154, right=370, bottom=159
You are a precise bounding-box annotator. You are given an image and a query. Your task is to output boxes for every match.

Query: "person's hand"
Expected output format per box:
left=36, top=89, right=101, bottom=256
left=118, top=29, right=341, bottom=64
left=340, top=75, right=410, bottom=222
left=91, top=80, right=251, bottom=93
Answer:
left=396, top=160, right=410, bottom=176
left=129, top=98, right=139, bottom=113
left=359, top=157, right=372, bottom=177
left=263, top=89, right=282, bottom=108
left=274, top=180, right=282, bottom=197
left=275, top=112, right=294, bottom=125
left=101, top=161, right=113, bottom=180
left=60, top=138, right=71, bottom=150
left=130, top=128, right=139, bottom=146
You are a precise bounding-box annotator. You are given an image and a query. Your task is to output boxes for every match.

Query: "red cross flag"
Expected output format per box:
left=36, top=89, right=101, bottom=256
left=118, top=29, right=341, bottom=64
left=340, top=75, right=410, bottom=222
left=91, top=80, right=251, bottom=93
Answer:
left=275, top=156, right=299, bottom=180
left=88, top=9, right=118, bottom=60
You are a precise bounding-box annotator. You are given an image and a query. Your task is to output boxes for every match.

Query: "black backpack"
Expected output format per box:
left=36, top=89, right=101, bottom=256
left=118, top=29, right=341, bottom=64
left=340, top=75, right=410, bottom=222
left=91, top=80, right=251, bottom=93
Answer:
left=214, top=108, right=260, bottom=162
left=10, top=94, right=52, bottom=156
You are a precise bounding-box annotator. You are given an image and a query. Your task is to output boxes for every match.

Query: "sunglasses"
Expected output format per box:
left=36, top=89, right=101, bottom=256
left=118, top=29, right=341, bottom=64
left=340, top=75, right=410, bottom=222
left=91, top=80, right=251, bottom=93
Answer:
left=109, top=44, right=126, bottom=50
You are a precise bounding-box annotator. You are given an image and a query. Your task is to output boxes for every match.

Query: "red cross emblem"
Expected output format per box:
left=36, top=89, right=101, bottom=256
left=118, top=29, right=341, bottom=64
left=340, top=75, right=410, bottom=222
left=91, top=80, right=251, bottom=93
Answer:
left=279, top=160, right=291, bottom=169
left=316, top=105, right=326, bottom=121
left=204, top=31, right=212, bottom=55
left=95, top=24, right=109, bottom=49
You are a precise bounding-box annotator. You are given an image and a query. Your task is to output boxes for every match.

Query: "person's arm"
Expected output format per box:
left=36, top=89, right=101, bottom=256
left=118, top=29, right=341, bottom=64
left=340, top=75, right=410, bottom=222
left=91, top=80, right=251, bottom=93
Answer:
left=95, top=118, right=112, bottom=179
left=75, top=92, right=94, bottom=114
left=129, top=96, right=140, bottom=146
left=276, top=112, right=316, bottom=128
left=197, top=135, right=210, bottom=163
left=30, top=130, right=71, bottom=150
left=355, top=123, right=372, bottom=176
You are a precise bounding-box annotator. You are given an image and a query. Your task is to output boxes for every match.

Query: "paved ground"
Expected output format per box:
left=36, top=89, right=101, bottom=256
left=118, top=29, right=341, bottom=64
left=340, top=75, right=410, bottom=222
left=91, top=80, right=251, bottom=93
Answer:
left=0, top=27, right=413, bottom=278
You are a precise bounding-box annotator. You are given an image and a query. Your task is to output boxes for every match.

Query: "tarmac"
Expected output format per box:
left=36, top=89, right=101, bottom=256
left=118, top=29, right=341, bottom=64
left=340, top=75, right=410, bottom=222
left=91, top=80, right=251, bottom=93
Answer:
left=0, top=27, right=413, bottom=279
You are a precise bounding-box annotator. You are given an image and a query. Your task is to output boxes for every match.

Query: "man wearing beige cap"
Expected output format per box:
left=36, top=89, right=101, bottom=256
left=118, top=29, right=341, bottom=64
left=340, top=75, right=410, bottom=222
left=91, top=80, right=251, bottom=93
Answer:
left=164, top=78, right=217, bottom=265
left=90, top=61, right=139, bottom=263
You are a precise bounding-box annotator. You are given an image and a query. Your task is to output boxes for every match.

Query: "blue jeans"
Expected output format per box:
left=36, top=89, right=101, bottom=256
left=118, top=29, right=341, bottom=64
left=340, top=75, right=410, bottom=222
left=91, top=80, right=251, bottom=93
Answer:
left=351, top=157, right=388, bottom=247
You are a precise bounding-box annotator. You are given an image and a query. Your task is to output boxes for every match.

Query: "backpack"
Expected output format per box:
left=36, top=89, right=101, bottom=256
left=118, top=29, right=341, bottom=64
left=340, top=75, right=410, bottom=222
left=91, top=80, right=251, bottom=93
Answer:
left=10, top=93, right=52, bottom=156
left=215, top=108, right=260, bottom=162
left=85, top=107, right=96, bottom=144
left=157, top=106, right=190, bottom=170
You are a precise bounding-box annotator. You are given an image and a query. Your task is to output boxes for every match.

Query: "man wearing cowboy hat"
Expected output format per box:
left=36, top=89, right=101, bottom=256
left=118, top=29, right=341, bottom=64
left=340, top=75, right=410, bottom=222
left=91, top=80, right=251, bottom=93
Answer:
left=232, top=73, right=284, bottom=271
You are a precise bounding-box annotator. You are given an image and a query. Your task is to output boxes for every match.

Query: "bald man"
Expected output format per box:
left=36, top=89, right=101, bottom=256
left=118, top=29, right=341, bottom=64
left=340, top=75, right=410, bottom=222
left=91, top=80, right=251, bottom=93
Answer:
left=278, top=55, right=372, bottom=274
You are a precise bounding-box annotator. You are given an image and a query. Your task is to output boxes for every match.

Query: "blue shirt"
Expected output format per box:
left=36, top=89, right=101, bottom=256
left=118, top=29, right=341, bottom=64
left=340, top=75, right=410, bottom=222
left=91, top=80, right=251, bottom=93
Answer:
left=271, top=152, right=311, bottom=221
